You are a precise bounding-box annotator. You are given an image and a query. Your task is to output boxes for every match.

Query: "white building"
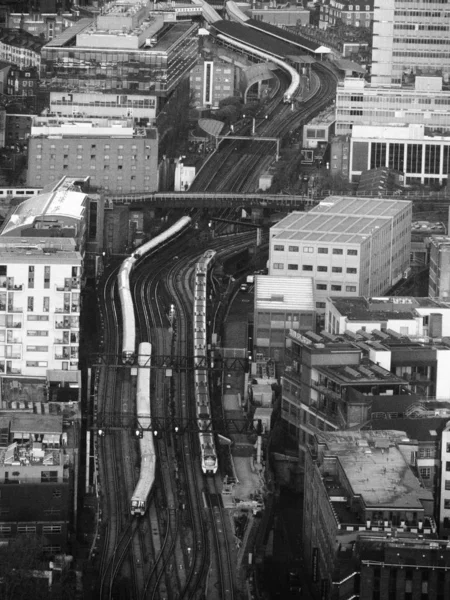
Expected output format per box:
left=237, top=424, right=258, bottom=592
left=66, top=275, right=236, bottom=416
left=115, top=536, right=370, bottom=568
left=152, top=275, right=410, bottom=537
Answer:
left=349, top=123, right=450, bottom=186
left=440, top=421, right=450, bottom=537
left=371, top=0, right=450, bottom=86
left=269, top=197, right=412, bottom=311
left=0, top=238, right=82, bottom=378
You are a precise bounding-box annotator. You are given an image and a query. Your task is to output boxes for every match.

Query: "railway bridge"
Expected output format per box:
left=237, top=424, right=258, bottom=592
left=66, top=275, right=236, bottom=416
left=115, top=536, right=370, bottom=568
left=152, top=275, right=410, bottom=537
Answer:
left=107, top=192, right=318, bottom=210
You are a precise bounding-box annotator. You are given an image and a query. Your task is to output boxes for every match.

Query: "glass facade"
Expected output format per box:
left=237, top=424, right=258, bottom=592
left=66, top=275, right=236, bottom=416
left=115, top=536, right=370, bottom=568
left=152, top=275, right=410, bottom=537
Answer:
left=41, top=23, right=198, bottom=96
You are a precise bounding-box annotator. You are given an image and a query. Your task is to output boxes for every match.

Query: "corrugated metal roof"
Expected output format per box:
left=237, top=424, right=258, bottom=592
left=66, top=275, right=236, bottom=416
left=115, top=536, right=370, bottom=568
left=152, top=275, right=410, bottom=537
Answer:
left=255, top=275, right=314, bottom=311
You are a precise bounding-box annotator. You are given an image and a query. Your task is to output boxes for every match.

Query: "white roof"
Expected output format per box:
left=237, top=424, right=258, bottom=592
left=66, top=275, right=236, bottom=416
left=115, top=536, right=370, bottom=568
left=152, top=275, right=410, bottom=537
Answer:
left=255, top=275, right=314, bottom=311
left=1, top=189, right=86, bottom=236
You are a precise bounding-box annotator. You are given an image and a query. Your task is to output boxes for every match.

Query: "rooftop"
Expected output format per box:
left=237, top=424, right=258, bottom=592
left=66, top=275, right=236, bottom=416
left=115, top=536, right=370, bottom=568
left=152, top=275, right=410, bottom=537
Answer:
left=255, top=276, right=315, bottom=312
left=0, top=413, right=63, bottom=435
left=368, top=417, right=449, bottom=443
left=316, top=361, right=405, bottom=386
left=0, top=238, right=80, bottom=263
left=317, top=430, right=433, bottom=509
left=329, top=296, right=450, bottom=322
left=271, top=197, right=411, bottom=245
left=0, top=29, right=44, bottom=52
left=0, top=442, right=61, bottom=468
left=306, top=105, right=335, bottom=127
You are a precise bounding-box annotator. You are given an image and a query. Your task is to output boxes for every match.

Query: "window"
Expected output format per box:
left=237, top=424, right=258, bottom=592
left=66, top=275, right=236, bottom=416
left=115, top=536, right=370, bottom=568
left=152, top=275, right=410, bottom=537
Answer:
left=28, top=266, right=34, bottom=289
left=27, top=315, right=49, bottom=321
left=447, top=443, right=450, bottom=453
left=444, top=499, right=450, bottom=509
left=419, top=467, right=431, bottom=479
left=273, top=263, right=284, bottom=269
left=316, top=302, right=326, bottom=309
left=302, top=265, right=313, bottom=271
left=317, top=266, right=328, bottom=272
left=346, top=286, right=357, bottom=292
left=303, top=247, right=313, bottom=253
left=41, top=471, right=58, bottom=483
left=42, top=525, right=62, bottom=533
left=318, top=247, right=328, bottom=254
left=27, top=297, right=34, bottom=312
left=332, top=248, right=343, bottom=255
left=331, top=285, right=342, bottom=291
left=347, top=268, right=357, bottom=274
left=288, top=264, right=299, bottom=270
left=332, top=267, right=342, bottom=273
left=445, top=480, right=450, bottom=490
left=44, top=266, right=50, bottom=289
left=43, top=297, right=49, bottom=312
left=347, top=249, right=358, bottom=256
left=316, top=284, right=327, bottom=290
left=289, top=246, right=299, bottom=252
left=274, top=245, right=284, bottom=251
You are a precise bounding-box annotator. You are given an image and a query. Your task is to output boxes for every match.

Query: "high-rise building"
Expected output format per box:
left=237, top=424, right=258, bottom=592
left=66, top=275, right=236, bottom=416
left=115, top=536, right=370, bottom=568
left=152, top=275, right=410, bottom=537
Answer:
left=371, top=0, right=450, bottom=86
left=269, top=197, right=412, bottom=311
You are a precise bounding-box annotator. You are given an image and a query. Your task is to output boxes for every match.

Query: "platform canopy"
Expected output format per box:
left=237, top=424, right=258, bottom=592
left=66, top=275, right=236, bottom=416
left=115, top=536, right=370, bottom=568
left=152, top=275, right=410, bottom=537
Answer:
left=315, top=45, right=332, bottom=54
left=198, top=119, right=225, bottom=138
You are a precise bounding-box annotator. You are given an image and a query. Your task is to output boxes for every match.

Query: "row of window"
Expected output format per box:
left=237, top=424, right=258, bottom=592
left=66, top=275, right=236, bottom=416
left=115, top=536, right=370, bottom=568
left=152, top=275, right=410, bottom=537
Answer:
left=316, top=284, right=357, bottom=292
left=273, top=264, right=357, bottom=274
left=273, top=245, right=358, bottom=255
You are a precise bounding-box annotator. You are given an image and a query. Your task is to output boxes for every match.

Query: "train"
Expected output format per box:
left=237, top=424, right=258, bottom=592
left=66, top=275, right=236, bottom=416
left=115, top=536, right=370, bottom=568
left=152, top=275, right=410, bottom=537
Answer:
left=117, top=216, right=192, bottom=363
left=130, top=342, right=156, bottom=516
left=193, top=250, right=219, bottom=475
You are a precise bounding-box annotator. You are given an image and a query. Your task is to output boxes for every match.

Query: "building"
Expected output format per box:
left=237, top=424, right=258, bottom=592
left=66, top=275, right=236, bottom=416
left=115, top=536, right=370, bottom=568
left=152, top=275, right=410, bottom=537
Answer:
left=303, top=429, right=441, bottom=599
left=5, top=66, right=39, bottom=98
left=371, top=0, right=450, bottom=86
left=335, top=77, right=450, bottom=137
left=319, top=0, right=374, bottom=30
left=251, top=6, right=310, bottom=27
left=253, top=275, right=315, bottom=363
left=302, top=106, right=335, bottom=150
left=282, top=329, right=408, bottom=452
left=349, top=123, right=450, bottom=186
left=4, top=113, right=33, bottom=148
left=6, top=11, right=76, bottom=41
left=26, top=116, right=158, bottom=193
left=329, top=135, right=350, bottom=180
left=0, top=413, right=70, bottom=553
left=325, top=296, right=450, bottom=339
left=40, top=4, right=199, bottom=118
left=429, top=236, right=450, bottom=300
left=48, top=91, right=157, bottom=121
left=0, top=29, right=43, bottom=69
left=269, top=197, right=412, bottom=310
left=439, top=420, right=450, bottom=537
left=189, top=59, right=236, bottom=110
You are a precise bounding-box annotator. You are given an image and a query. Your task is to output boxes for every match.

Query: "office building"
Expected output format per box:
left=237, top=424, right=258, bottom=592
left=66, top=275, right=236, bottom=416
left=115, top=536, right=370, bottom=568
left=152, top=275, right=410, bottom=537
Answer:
left=40, top=3, right=199, bottom=117
left=269, top=197, right=412, bottom=310
left=429, top=236, right=450, bottom=300
left=349, top=123, right=450, bottom=186
left=190, top=59, right=236, bottom=109
left=335, top=77, right=450, bottom=136
left=253, top=275, right=315, bottom=363
left=26, top=116, right=158, bottom=193
left=325, top=296, right=450, bottom=339
left=0, top=413, right=70, bottom=553
left=371, top=0, right=450, bottom=86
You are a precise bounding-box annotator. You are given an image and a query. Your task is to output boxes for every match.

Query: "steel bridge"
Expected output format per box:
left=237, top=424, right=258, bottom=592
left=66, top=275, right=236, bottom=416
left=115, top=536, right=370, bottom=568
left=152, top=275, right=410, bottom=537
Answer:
left=107, top=191, right=318, bottom=210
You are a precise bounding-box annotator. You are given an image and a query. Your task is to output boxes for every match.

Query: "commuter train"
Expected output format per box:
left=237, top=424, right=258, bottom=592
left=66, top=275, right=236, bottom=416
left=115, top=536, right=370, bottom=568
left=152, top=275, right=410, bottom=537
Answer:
left=193, top=250, right=218, bottom=475
left=130, top=342, right=156, bottom=516
left=118, top=216, right=192, bottom=363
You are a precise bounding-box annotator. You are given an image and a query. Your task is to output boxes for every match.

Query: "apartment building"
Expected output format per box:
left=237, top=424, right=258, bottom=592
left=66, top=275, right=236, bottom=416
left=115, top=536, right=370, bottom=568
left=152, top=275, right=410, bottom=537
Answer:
left=429, top=236, right=450, bottom=301
left=0, top=30, right=43, bottom=70
left=40, top=3, right=199, bottom=117
left=320, top=0, right=374, bottom=30
left=26, top=116, right=158, bottom=193
left=336, top=76, right=450, bottom=136
left=439, top=421, right=450, bottom=537
left=269, top=197, right=412, bottom=310
left=349, top=123, right=450, bottom=186
left=303, top=430, right=448, bottom=600
left=371, top=0, right=450, bottom=86
left=325, top=296, right=450, bottom=339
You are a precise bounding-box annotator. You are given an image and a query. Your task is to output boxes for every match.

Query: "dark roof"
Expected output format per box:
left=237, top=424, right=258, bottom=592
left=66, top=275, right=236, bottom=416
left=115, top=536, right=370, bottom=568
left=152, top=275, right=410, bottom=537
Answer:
left=370, top=394, right=421, bottom=414
left=330, top=296, right=416, bottom=321
left=369, top=417, right=448, bottom=442
left=0, top=29, right=44, bottom=52
left=246, top=18, right=321, bottom=53
left=212, top=20, right=302, bottom=59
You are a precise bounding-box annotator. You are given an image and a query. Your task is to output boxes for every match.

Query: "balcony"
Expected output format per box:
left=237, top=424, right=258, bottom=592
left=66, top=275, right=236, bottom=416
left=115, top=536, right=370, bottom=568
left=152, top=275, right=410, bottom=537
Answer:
left=54, top=307, right=70, bottom=314
left=7, top=307, right=23, bottom=313
left=311, top=380, right=341, bottom=401
left=7, top=284, right=23, bottom=291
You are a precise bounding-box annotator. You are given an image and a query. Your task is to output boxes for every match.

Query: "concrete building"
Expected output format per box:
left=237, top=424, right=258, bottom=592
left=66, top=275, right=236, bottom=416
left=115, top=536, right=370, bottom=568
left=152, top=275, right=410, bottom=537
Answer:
left=371, top=0, right=450, bottom=86
left=303, top=430, right=439, bottom=599
left=253, top=275, right=315, bottom=363
left=0, top=29, right=43, bottom=69
left=269, top=197, right=412, bottom=310
left=190, top=59, right=236, bottom=110
left=26, top=116, right=158, bottom=193
left=40, top=4, right=199, bottom=118
left=319, top=0, right=374, bottom=30
left=349, top=123, right=450, bottom=186
left=302, top=106, right=335, bottom=150
left=49, top=91, right=157, bottom=121
left=6, top=11, right=75, bottom=41
left=440, top=420, right=450, bottom=537
left=336, top=77, right=450, bottom=137
left=325, top=296, right=450, bottom=339
left=0, top=413, right=70, bottom=552
left=429, top=236, right=450, bottom=301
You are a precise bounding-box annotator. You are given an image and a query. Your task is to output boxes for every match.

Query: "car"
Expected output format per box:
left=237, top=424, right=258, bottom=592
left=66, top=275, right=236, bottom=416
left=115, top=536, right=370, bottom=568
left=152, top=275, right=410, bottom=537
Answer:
left=240, top=284, right=248, bottom=292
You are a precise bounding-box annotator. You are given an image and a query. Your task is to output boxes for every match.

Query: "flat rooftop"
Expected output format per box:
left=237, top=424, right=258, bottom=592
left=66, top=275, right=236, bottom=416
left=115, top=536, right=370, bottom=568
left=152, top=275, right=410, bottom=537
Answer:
left=316, top=361, right=405, bottom=386
left=0, top=413, right=63, bottom=434
left=317, top=430, right=433, bottom=509
left=329, top=296, right=450, bottom=321
left=0, top=238, right=79, bottom=263
left=255, top=275, right=314, bottom=312
left=272, top=197, right=411, bottom=245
